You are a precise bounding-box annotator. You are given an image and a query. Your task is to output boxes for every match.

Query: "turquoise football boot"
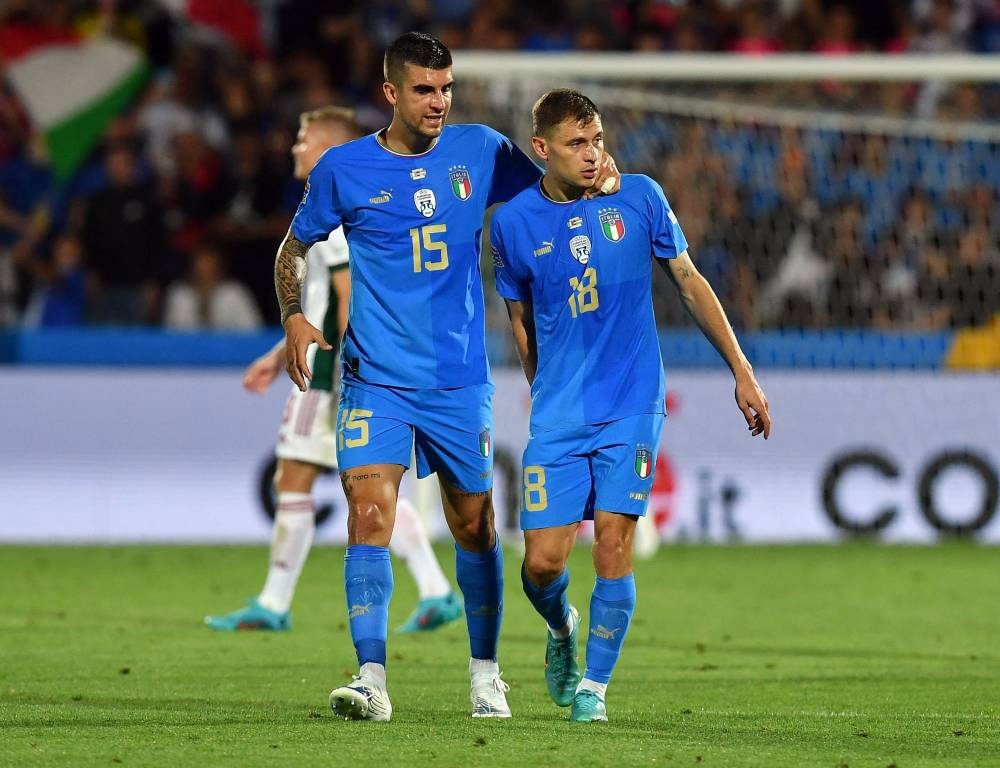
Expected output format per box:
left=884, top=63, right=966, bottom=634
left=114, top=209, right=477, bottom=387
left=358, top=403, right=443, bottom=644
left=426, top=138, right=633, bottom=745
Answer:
left=204, top=598, right=291, bottom=631
left=570, top=689, right=608, bottom=722
left=396, top=592, right=463, bottom=633
left=545, top=605, right=581, bottom=706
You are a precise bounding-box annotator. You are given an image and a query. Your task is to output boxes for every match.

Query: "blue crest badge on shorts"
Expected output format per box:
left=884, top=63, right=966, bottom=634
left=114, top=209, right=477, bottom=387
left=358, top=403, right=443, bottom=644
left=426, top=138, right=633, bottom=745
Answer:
left=478, top=428, right=491, bottom=458
left=634, top=447, right=652, bottom=479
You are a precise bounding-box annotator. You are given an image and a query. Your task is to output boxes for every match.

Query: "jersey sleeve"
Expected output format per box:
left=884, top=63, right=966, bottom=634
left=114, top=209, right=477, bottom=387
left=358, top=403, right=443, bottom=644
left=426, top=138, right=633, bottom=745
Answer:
left=315, top=227, right=349, bottom=269
left=486, top=128, right=543, bottom=207
left=491, top=213, right=530, bottom=302
left=290, top=153, right=343, bottom=245
left=643, top=175, right=689, bottom=261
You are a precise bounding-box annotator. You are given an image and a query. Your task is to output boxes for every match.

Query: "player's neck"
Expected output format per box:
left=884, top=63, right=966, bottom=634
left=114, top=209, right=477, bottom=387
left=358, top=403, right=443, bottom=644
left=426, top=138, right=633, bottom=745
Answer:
left=540, top=174, right=585, bottom=203
left=380, top=122, right=438, bottom=155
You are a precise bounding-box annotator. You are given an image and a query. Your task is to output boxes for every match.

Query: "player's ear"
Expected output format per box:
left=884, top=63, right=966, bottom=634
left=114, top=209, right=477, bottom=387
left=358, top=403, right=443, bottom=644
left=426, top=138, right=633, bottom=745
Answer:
left=531, top=135, right=548, bottom=162
left=383, top=81, right=397, bottom=106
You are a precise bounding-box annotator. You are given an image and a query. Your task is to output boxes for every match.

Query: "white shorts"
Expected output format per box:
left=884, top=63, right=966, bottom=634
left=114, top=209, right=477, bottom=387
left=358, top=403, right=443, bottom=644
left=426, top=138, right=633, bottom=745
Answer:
left=275, top=386, right=338, bottom=469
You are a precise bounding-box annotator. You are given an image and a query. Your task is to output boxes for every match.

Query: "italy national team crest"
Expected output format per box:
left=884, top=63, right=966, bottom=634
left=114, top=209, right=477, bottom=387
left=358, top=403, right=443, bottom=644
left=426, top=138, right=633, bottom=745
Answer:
left=569, top=235, right=591, bottom=264
left=634, top=447, right=652, bottom=479
left=449, top=166, right=472, bottom=200
left=478, top=428, right=491, bottom=458
left=599, top=209, right=626, bottom=242
left=414, top=188, right=436, bottom=218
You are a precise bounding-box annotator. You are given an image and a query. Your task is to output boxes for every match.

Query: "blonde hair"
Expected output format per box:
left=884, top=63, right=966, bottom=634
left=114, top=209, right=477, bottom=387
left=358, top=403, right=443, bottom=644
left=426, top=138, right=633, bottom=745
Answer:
left=299, top=106, right=362, bottom=138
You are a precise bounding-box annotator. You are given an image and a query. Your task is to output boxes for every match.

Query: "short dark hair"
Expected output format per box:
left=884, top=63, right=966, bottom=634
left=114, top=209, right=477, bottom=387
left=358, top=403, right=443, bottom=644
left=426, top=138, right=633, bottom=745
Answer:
left=384, top=32, right=452, bottom=85
left=532, top=89, right=600, bottom=138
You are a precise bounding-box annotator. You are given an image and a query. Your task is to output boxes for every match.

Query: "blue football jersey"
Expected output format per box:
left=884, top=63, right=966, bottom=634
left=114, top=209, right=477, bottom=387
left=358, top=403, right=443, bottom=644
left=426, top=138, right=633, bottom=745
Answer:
left=492, top=174, right=688, bottom=430
left=290, top=124, right=541, bottom=389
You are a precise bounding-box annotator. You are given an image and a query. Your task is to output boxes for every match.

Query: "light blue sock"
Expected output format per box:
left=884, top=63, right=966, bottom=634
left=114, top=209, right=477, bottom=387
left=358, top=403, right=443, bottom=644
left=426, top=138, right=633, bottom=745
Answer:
left=455, top=540, right=503, bottom=660
left=344, top=544, right=393, bottom=666
left=584, top=573, right=636, bottom=684
left=521, top=564, right=570, bottom=631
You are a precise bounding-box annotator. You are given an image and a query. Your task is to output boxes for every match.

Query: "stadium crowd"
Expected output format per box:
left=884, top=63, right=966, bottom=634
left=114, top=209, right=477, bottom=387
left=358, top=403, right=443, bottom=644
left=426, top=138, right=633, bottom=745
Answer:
left=1, top=0, right=998, bottom=338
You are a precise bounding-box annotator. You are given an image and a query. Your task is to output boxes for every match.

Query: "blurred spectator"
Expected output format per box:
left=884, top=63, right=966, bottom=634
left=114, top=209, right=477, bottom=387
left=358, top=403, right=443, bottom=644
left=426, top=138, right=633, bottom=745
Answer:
left=946, top=223, right=1000, bottom=327
left=213, top=127, right=290, bottom=324
left=873, top=188, right=944, bottom=327
left=522, top=1, right=576, bottom=50
left=139, top=46, right=229, bottom=179
left=913, top=232, right=957, bottom=329
left=23, top=232, right=87, bottom=327
left=81, top=143, right=166, bottom=325
left=820, top=197, right=880, bottom=327
left=753, top=148, right=830, bottom=328
left=728, top=5, right=781, bottom=53
left=160, top=130, right=233, bottom=259
left=163, top=241, right=262, bottom=330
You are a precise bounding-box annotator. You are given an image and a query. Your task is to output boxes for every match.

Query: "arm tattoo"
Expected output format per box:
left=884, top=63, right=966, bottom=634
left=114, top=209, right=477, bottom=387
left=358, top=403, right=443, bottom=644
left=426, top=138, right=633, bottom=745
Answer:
left=275, top=234, right=310, bottom=325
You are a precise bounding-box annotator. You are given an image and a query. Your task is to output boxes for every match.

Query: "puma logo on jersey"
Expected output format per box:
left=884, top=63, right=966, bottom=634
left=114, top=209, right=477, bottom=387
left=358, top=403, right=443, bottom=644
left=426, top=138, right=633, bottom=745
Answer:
left=533, top=240, right=554, bottom=257
left=369, top=190, right=392, bottom=204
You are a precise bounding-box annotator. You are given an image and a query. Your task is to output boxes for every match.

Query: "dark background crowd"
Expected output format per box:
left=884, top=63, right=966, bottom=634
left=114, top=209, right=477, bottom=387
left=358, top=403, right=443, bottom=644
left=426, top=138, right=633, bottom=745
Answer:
left=1, top=0, right=999, bottom=337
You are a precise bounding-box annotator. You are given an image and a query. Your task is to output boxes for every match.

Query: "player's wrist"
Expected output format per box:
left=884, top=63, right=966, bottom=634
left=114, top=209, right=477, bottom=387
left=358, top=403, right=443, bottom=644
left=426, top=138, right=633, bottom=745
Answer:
left=280, top=304, right=303, bottom=327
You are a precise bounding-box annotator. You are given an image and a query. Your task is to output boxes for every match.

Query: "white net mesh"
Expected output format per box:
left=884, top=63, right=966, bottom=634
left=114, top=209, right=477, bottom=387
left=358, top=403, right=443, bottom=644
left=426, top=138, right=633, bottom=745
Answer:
left=453, top=55, right=1000, bottom=342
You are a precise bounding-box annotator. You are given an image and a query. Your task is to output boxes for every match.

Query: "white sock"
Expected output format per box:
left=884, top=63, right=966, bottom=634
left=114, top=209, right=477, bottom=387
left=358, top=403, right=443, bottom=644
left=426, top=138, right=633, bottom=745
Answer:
left=577, top=678, right=608, bottom=699
left=469, top=658, right=499, bottom=677
left=548, top=609, right=576, bottom=640
left=258, top=493, right=315, bottom=613
left=359, top=662, right=387, bottom=689
left=390, top=497, right=451, bottom=599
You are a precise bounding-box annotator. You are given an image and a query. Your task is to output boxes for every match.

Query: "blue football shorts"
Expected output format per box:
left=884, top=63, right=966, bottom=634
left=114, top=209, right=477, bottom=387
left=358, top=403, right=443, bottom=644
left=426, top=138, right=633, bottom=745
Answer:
left=519, top=412, right=666, bottom=530
left=336, top=378, right=495, bottom=493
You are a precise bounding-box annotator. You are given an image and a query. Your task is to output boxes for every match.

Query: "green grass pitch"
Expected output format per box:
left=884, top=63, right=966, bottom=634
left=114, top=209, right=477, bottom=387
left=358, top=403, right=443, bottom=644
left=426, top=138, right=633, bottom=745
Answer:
left=2, top=543, right=998, bottom=767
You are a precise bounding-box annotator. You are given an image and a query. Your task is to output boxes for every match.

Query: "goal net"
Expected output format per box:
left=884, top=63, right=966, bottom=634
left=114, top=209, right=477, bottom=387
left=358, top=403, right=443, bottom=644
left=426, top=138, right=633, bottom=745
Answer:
left=454, top=53, right=1000, bottom=343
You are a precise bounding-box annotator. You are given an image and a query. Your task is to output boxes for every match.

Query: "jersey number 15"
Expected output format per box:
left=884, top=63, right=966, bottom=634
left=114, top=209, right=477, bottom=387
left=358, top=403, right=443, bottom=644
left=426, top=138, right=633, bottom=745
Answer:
left=410, top=224, right=449, bottom=272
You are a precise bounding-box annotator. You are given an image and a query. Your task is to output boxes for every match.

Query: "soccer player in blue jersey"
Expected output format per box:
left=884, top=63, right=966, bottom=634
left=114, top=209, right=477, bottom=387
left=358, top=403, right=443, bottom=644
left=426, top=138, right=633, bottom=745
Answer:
left=272, top=35, right=620, bottom=721
left=492, top=89, right=771, bottom=723
left=205, top=106, right=462, bottom=637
